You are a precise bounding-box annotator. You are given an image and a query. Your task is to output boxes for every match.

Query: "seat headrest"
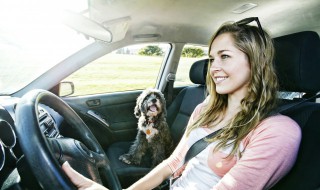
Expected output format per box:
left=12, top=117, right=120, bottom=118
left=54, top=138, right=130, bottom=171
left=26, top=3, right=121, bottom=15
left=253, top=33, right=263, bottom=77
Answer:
left=189, top=59, right=209, bottom=85
left=274, top=31, right=320, bottom=94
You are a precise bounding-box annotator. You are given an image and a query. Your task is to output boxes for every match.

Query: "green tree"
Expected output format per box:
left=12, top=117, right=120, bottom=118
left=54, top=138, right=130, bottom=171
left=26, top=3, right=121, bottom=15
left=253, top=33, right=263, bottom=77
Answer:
left=138, top=45, right=164, bottom=56
left=181, top=47, right=204, bottom=58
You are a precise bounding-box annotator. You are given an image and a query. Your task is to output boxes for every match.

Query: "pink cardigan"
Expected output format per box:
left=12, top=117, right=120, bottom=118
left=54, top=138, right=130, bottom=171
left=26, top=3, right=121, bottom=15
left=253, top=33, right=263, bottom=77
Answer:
left=166, top=102, right=301, bottom=190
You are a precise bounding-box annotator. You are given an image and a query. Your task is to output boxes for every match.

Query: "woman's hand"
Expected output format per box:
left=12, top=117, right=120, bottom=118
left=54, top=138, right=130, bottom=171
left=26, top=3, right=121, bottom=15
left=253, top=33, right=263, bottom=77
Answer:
left=62, top=162, right=109, bottom=190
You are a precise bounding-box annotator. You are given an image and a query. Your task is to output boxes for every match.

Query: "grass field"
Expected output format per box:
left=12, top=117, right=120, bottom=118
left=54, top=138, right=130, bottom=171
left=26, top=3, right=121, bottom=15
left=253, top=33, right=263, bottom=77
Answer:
left=62, top=53, right=205, bottom=96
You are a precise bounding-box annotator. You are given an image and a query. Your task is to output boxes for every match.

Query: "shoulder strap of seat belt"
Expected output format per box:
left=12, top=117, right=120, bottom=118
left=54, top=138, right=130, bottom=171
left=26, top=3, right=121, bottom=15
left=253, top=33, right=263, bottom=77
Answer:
left=167, top=128, right=222, bottom=187
left=183, top=128, right=222, bottom=165
left=166, top=73, right=175, bottom=105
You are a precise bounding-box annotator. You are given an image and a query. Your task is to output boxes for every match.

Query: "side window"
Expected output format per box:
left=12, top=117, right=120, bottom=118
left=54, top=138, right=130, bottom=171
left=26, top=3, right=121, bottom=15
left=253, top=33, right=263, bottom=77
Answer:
left=174, top=44, right=208, bottom=87
left=61, top=43, right=170, bottom=96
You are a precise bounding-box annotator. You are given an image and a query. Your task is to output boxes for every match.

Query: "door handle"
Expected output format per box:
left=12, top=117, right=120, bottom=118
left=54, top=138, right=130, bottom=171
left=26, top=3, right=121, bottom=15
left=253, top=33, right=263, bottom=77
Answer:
left=86, top=99, right=101, bottom=107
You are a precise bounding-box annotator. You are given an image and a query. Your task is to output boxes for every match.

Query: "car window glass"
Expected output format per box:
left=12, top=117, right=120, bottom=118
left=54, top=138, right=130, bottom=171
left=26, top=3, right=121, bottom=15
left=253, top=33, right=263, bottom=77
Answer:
left=175, top=44, right=208, bottom=87
left=0, top=0, right=93, bottom=95
left=61, top=43, right=170, bottom=96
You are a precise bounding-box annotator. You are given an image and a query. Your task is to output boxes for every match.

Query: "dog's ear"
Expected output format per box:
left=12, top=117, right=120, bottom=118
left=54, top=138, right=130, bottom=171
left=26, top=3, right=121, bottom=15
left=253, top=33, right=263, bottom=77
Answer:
left=134, top=103, right=141, bottom=118
left=134, top=93, right=143, bottom=118
left=158, top=91, right=167, bottom=117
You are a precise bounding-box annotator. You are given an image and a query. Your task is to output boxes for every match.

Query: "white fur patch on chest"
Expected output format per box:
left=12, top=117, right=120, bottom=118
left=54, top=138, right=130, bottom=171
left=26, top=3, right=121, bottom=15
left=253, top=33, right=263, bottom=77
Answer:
left=141, top=123, right=159, bottom=142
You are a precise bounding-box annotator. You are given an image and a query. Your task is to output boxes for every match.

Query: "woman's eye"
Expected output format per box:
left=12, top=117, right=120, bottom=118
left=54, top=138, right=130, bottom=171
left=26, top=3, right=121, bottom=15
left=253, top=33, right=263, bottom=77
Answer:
left=221, top=55, right=229, bottom=59
left=209, top=58, right=214, bottom=63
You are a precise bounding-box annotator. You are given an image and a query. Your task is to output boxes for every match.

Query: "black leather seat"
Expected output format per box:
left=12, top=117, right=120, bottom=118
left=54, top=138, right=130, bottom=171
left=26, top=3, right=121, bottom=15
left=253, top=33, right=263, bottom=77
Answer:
left=271, top=31, right=320, bottom=189
left=106, top=59, right=208, bottom=188
left=166, top=59, right=208, bottom=145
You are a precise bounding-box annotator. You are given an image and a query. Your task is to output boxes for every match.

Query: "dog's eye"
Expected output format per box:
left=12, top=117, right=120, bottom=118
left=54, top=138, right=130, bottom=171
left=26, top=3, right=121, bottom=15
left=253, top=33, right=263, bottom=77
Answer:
left=143, top=95, right=150, bottom=100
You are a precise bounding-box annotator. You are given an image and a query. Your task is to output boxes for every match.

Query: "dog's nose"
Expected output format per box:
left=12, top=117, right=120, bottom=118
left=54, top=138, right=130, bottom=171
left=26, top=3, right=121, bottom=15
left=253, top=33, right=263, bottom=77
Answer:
left=151, top=99, right=157, bottom=103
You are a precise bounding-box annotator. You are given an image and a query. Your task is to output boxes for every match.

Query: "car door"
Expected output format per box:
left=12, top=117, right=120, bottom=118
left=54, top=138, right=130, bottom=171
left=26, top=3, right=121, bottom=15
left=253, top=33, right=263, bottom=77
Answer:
left=59, top=43, right=171, bottom=148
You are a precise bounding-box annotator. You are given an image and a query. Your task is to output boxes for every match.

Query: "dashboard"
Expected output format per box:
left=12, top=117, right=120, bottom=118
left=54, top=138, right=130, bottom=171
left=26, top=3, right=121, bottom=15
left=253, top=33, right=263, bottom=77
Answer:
left=0, top=96, right=64, bottom=187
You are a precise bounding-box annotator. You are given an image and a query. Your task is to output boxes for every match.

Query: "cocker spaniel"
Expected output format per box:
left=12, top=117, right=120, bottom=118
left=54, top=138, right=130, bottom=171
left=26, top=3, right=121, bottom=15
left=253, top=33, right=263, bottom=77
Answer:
left=119, top=88, right=173, bottom=167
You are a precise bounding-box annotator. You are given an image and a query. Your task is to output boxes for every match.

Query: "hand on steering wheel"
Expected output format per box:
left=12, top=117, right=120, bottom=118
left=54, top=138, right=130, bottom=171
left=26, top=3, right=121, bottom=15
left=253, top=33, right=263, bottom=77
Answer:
left=62, top=161, right=108, bottom=190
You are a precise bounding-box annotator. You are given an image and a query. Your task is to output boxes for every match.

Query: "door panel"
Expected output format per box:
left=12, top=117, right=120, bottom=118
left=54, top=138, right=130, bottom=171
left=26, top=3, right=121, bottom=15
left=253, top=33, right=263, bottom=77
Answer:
left=63, top=90, right=142, bottom=148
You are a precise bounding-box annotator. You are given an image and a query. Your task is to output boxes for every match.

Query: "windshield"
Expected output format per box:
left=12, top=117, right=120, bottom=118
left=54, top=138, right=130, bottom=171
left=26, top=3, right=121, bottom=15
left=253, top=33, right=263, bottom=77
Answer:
left=0, top=0, right=93, bottom=95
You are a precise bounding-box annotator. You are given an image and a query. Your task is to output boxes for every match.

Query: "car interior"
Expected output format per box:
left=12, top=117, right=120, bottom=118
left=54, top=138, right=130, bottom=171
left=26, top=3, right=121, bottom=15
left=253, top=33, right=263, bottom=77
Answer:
left=1, top=27, right=320, bottom=190
left=0, top=0, right=320, bottom=190
left=105, top=31, right=320, bottom=189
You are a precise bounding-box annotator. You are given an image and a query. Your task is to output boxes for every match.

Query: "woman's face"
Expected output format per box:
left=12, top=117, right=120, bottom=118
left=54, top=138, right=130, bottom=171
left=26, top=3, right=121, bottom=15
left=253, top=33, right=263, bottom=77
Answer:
left=209, top=33, right=251, bottom=98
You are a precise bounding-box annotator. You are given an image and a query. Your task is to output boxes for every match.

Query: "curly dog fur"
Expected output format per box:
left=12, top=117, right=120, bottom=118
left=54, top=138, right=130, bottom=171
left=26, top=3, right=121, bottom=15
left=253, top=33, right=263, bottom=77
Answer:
left=119, top=88, right=173, bottom=167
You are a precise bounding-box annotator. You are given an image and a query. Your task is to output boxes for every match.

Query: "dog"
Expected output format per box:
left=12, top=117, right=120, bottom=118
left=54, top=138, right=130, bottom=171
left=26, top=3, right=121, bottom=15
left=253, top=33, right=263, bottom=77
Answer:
left=119, top=88, right=173, bottom=167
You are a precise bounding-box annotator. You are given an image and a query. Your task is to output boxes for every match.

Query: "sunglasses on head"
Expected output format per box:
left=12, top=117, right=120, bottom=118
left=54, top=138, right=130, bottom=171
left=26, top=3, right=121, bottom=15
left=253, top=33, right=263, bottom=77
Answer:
left=235, top=17, right=267, bottom=45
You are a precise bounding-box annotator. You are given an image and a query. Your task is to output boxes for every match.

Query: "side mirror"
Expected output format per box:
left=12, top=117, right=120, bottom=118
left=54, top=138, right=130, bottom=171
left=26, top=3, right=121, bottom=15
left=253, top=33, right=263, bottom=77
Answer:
left=59, top=81, right=75, bottom=97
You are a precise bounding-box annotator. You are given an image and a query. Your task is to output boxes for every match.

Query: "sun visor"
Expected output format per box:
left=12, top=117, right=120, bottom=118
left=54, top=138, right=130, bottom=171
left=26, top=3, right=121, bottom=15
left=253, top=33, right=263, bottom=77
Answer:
left=102, top=17, right=131, bottom=43
left=62, top=10, right=113, bottom=43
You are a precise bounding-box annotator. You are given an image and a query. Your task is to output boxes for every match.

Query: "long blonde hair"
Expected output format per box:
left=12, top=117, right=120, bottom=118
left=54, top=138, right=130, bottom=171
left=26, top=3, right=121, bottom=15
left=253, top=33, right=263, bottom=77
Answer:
left=186, top=22, right=279, bottom=157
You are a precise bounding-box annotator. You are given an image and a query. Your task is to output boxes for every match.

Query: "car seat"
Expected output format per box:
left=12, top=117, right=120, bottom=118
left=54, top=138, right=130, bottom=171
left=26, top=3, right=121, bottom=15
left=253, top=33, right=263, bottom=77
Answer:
left=106, top=59, right=208, bottom=188
left=271, top=31, right=320, bottom=189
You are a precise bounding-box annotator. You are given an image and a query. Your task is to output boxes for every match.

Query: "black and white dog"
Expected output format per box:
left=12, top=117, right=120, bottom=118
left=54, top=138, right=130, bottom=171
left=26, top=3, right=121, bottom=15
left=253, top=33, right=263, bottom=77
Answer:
left=119, top=88, right=173, bottom=167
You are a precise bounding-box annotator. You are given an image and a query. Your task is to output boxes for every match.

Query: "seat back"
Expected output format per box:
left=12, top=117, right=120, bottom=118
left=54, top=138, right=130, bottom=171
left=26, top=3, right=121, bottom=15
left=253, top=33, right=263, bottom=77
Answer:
left=271, top=31, right=320, bottom=190
left=167, top=59, right=208, bottom=144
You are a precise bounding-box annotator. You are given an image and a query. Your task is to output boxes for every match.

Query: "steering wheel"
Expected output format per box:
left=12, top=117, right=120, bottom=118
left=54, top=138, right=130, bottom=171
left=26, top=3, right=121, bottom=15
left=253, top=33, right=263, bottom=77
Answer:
left=15, top=89, right=122, bottom=190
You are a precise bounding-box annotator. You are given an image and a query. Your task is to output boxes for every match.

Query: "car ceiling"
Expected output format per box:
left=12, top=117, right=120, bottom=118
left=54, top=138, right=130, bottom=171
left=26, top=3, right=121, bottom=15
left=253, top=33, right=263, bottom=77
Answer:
left=87, top=0, right=320, bottom=45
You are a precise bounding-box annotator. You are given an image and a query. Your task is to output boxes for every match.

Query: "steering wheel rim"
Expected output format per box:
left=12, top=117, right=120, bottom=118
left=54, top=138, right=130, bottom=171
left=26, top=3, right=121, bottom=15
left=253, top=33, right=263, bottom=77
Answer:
left=15, top=89, right=121, bottom=190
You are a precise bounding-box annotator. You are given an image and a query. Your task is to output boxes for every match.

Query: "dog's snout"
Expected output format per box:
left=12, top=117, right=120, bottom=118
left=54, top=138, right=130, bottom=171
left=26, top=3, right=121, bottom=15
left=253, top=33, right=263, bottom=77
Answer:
left=151, top=98, right=157, bottom=103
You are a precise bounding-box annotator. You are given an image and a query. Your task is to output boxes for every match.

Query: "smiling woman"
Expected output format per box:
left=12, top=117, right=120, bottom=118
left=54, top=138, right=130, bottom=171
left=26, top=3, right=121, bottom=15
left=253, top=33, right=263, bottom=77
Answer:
left=0, top=0, right=92, bottom=95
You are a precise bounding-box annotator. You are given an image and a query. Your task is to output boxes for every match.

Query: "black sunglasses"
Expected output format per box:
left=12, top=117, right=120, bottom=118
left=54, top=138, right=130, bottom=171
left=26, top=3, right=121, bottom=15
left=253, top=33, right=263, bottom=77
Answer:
left=235, top=17, right=267, bottom=45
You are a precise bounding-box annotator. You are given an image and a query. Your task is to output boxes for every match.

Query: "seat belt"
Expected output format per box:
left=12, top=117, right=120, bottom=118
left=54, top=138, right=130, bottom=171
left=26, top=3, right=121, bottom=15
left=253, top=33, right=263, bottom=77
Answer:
left=166, top=73, right=175, bottom=105
left=183, top=128, right=222, bottom=164
left=167, top=128, right=222, bottom=187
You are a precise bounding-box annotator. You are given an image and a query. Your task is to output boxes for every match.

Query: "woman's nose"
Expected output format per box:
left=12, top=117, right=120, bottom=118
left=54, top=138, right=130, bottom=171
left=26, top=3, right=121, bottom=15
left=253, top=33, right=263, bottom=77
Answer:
left=210, top=58, right=223, bottom=71
left=211, top=67, right=222, bottom=73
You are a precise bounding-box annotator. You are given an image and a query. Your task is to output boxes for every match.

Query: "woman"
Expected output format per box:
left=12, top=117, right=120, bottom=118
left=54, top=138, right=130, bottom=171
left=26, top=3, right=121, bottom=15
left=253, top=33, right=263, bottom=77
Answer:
left=62, top=18, right=301, bottom=190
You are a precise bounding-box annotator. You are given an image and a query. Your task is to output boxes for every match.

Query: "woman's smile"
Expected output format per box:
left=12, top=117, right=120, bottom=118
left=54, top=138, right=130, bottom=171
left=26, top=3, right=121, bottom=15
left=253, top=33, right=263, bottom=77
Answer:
left=214, top=76, right=228, bottom=84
